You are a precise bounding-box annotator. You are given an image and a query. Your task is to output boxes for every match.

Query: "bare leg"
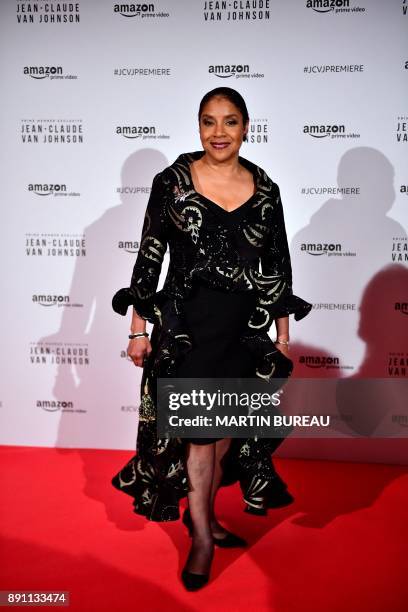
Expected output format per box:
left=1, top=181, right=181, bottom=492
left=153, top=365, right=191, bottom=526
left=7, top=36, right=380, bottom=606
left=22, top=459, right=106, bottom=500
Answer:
left=184, top=442, right=215, bottom=574
left=209, top=437, right=232, bottom=537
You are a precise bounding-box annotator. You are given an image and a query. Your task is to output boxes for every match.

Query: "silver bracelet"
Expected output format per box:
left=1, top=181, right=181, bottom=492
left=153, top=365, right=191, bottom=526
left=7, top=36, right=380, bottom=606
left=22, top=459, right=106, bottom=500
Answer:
left=274, top=338, right=289, bottom=346
left=128, top=331, right=149, bottom=339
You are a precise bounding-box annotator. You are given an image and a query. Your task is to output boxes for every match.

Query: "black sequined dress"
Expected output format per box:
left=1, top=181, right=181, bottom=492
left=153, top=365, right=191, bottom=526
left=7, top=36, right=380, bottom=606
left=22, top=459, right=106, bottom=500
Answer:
left=110, top=150, right=312, bottom=521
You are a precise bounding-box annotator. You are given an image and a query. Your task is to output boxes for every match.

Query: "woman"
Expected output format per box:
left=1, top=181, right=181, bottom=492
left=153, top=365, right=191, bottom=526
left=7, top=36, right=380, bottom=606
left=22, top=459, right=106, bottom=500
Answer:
left=112, top=87, right=312, bottom=590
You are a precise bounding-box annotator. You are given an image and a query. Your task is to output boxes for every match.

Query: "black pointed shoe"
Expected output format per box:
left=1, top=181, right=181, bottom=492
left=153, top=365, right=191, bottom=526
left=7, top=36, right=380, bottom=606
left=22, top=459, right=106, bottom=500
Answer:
left=181, top=567, right=210, bottom=591
left=182, top=508, right=248, bottom=548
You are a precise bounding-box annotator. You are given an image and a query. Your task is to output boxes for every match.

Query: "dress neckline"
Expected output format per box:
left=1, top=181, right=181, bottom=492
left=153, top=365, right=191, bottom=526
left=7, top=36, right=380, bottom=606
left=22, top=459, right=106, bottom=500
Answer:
left=183, top=150, right=259, bottom=215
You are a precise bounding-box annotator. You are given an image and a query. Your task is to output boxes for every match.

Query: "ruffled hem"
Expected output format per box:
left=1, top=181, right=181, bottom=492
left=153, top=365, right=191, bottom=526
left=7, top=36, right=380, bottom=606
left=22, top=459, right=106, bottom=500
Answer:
left=111, top=435, right=295, bottom=522
left=265, top=291, right=313, bottom=322
left=111, top=430, right=191, bottom=522
left=238, top=330, right=294, bottom=386
left=248, top=289, right=313, bottom=334
left=111, top=286, right=161, bottom=324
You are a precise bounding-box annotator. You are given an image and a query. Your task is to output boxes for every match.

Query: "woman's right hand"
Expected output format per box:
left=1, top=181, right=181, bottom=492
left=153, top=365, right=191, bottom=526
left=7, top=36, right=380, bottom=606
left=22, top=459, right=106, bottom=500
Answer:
left=127, top=336, right=152, bottom=368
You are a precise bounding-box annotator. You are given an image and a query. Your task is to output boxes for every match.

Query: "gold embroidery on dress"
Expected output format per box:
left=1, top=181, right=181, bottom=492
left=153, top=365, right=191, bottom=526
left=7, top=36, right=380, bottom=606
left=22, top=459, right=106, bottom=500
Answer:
left=153, top=304, right=163, bottom=326
left=244, top=475, right=268, bottom=509
left=118, top=459, right=137, bottom=488
left=139, top=380, right=156, bottom=422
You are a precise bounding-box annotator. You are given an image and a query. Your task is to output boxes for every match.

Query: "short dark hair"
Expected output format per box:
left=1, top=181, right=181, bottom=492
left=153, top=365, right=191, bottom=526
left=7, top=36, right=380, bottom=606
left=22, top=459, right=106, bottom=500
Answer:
left=198, top=87, right=249, bottom=142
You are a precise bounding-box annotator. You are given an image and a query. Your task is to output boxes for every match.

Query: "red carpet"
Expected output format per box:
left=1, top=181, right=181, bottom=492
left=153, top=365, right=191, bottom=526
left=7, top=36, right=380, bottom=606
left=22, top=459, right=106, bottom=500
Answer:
left=1, top=445, right=407, bottom=611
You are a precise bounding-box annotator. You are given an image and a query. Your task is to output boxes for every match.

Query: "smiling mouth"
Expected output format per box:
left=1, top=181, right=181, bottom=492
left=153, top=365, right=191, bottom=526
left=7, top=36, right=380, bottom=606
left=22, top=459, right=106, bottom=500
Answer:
left=211, top=142, right=230, bottom=149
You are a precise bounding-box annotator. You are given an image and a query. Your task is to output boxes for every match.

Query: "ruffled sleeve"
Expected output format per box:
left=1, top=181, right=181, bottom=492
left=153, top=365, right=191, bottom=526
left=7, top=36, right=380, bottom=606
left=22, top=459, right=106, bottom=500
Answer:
left=247, top=181, right=312, bottom=333
left=112, top=171, right=168, bottom=323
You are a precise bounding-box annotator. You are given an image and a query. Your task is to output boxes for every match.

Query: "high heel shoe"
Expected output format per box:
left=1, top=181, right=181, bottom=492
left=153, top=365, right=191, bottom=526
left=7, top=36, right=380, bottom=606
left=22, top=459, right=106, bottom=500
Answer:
left=182, top=508, right=248, bottom=548
left=181, top=567, right=210, bottom=591
left=181, top=533, right=213, bottom=591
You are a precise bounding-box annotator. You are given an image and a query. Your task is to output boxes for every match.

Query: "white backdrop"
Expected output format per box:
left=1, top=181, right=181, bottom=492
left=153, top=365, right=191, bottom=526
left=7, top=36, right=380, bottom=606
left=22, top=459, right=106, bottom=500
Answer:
left=0, top=0, right=407, bottom=462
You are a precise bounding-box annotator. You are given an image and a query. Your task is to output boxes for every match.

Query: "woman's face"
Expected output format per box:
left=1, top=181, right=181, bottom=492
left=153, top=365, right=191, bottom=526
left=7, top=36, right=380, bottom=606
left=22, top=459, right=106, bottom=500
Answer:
left=198, top=96, right=248, bottom=162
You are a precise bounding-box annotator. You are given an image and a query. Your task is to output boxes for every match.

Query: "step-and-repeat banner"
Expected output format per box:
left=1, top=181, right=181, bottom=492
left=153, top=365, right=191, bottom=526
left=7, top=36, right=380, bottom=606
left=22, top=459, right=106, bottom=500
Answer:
left=1, top=0, right=407, bottom=462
